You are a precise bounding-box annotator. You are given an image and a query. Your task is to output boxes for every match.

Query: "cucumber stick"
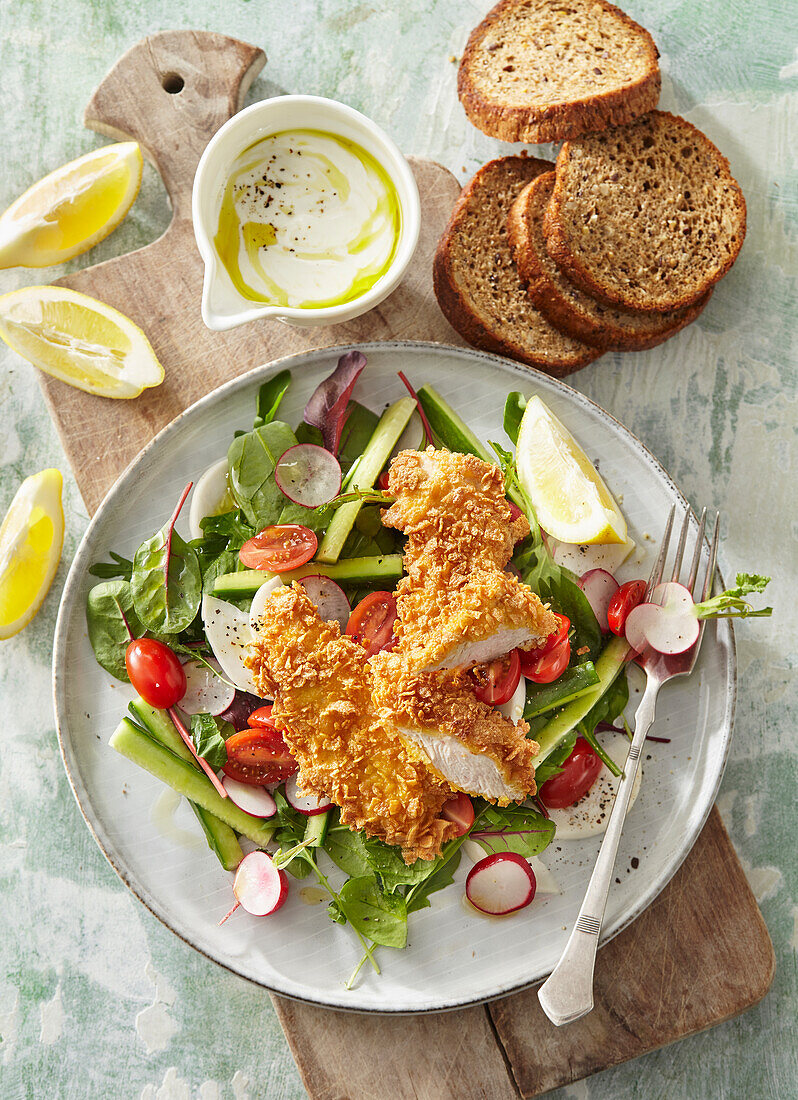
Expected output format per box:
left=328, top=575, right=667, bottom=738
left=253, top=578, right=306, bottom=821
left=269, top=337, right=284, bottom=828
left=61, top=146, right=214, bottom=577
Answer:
left=212, top=554, right=404, bottom=599
left=316, top=397, right=415, bottom=563
left=533, top=635, right=630, bottom=763
left=128, top=699, right=243, bottom=871
left=110, top=718, right=274, bottom=848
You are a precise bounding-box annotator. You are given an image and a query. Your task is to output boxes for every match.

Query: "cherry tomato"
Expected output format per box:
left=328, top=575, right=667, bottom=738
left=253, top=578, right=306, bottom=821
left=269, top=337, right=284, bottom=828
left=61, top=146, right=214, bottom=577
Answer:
left=441, top=792, right=475, bottom=836
left=522, top=635, right=571, bottom=684
left=539, top=738, right=603, bottom=809
left=247, top=705, right=274, bottom=728
left=125, top=638, right=186, bottom=709
left=222, top=727, right=298, bottom=786
left=608, top=579, right=647, bottom=636
left=471, top=649, right=522, bottom=706
left=239, top=524, right=317, bottom=572
left=345, top=591, right=398, bottom=657
left=519, top=613, right=570, bottom=676
left=377, top=471, right=391, bottom=492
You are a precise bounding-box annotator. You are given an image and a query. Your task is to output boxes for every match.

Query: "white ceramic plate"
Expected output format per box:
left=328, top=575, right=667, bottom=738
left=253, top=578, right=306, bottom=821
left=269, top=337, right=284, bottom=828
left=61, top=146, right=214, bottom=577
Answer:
left=53, top=342, right=735, bottom=1013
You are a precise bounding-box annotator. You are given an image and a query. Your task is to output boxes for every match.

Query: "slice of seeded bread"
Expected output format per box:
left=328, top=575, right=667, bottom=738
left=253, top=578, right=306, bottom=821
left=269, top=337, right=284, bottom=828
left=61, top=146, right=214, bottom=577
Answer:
left=508, top=171, right=711, bottom=350
left=457, top=0, right=660, bottom=144
left=544, top=111, right=747, bottom=313
left=433, top=157, right=599, bottom=376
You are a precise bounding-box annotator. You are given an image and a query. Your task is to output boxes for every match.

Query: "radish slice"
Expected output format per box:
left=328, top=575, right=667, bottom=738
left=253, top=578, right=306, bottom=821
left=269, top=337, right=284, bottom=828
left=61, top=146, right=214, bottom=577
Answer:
left=233, top=851, right=288, bottom=915
left=275, top=444, right=342, bottom=508
left=625, top=581, right=700, bottom=655
left=249, top=576, right=285, bottom=633
left=577, top=568, right=619, bottom=633
left=298, top=575, right=350, bottom=630
left=465, top=852, right=536, bottom=915
left=222, top=777, right=277, bottom=818
left=188, top=458, right=232, bottom=541
left=179, top=657, right=236, bottom=716
left=285, top=772, right=331, bottom=816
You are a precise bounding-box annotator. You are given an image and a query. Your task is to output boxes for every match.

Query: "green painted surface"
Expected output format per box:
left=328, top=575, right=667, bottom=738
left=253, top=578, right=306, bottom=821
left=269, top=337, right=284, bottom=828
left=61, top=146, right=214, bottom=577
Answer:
left=0, top=1, right=795, bottom=1097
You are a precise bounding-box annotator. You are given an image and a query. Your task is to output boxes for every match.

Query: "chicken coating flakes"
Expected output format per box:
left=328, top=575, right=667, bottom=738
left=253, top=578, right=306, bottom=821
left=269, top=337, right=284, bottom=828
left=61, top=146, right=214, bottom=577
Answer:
left=371, top=652, right=538, bottom=804
left=248, top=584, right=458, bottom=863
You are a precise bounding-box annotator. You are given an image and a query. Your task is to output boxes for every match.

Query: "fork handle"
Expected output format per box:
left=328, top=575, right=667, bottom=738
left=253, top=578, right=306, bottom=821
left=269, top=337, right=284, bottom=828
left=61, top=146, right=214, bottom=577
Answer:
left=537, top=678, right=659, bottom=1026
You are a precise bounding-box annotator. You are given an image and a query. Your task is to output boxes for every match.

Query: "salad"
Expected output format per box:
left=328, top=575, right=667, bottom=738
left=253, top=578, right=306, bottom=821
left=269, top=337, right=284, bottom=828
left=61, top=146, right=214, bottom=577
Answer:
left=85, top=351, right=770, bottom=987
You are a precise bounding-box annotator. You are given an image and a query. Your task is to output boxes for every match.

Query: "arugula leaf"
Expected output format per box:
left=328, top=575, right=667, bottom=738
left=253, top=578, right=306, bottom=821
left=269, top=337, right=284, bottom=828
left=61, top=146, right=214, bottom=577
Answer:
left=86, top=579, right=142, bottom=681
left=503, top=391, right=527, bottom=445
left=694, top=573, right=772, bottom=619
left=253, top=370, right=291, bottom=429
left=471, top=804, right=555, bottom=858
left=227, top=421, right=298, bottom=529
left=335, top=876, right=407, bottom=949
left=188, top=713, right=230, bottom=769
left=405, top=850, right=462, bottom=915
left=88, top=551, right=133, bottom=581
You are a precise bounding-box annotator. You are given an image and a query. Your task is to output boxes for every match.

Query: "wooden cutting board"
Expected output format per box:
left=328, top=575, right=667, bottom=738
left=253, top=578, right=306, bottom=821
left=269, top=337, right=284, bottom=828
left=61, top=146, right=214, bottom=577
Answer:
left=40, top=31, right=774, bottom=1099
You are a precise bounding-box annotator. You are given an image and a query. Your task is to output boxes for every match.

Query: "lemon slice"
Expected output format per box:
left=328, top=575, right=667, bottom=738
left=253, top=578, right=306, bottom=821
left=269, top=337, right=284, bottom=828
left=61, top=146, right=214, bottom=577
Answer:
left=0, top=286, right=165, bottom=398
left=516, top=395, right=627, bottom=544
left=0, top=142, right=142, bottom=269
left=0, top=469, right=65, bottom=639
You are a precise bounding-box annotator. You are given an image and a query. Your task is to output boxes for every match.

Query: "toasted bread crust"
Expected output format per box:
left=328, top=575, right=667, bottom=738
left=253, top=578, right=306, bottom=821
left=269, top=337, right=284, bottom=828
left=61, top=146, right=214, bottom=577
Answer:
left=432, top=156, right=599, bottom=376
left=458, top=0, right=660, bottom=144
left=507, top=172, right=712, bottom=349
left=544, top=111, right=747, bottom=313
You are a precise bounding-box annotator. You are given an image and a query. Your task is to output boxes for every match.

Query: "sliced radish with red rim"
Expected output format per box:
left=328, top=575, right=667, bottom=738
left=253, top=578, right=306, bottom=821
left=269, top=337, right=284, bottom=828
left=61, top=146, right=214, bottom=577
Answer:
left=275, top=444, right=342, bottom=508
left=625, top=581, right=699, bottom=655
left=221, top=777, right=277, bottom=818
left=298, top=575, right=350, bottom=631
left=577, top=568, right=619, bottom=633
left=179, top=657, right=236, bottom=716
left=465, top=852, right=536, bottom=915
left=232, top=851, right=288, bottom=916
left=285, top=772, right=331, bottom=815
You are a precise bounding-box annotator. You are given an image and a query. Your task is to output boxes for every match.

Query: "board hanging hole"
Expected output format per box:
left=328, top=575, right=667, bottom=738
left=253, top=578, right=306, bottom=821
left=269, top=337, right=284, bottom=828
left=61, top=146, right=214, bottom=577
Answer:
left=162, top=72, right=185, bottom=94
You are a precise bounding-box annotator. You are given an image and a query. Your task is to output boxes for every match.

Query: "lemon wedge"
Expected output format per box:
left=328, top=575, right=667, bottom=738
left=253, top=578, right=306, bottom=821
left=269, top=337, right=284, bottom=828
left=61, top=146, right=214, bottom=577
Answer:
left=516, top=395, right=627, bottom=545
left=0, top=142, right=142, bottom=269
left=0, top=469, right=65, bottom=639
left=0, top=285, right=165, bottom=398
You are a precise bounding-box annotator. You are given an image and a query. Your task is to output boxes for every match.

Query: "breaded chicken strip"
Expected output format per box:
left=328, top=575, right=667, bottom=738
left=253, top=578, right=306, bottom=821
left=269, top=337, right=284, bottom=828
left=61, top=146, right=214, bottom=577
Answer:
left=247, top=585, right=458, bottom=863
left=393, top=566, right=557, bottom=672
left=371, top=652, right=538, bottom=804
left=382, top=448, right=529, bottom=582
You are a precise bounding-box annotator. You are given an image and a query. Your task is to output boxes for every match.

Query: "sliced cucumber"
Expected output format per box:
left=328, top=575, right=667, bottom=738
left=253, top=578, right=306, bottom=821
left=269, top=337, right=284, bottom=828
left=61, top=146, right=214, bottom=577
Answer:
left=212, top=554, right=404, bottom=598
left=316, top=397, right=415, bottom=564
left=523, top=661, right=600, bottom=719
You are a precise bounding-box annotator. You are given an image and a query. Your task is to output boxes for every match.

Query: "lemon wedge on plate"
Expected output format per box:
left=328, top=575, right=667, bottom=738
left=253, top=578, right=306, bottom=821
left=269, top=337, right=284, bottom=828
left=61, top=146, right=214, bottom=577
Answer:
left=0, top=469, right=65, bottom=639
left=0, top=286, right=165, bottom=398
left=516, top=395, right=627, bottom=545
left=0, top=142, right=142, bottom=269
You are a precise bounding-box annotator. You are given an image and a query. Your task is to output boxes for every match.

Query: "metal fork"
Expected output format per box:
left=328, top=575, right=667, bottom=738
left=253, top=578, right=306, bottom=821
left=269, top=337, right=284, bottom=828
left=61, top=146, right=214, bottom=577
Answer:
left=537, top=505, right=720, bottom=1027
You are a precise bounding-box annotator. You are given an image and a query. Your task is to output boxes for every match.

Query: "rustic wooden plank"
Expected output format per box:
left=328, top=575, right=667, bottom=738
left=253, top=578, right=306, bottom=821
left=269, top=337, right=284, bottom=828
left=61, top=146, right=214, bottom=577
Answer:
left=490, top=807, right=775, bottom=1098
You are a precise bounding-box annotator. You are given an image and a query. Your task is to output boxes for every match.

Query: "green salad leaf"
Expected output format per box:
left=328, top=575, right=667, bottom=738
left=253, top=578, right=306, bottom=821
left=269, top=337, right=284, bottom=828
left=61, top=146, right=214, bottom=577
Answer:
left=227, top=420, right=298, bottom=529
left=86, top=579, right=142, bottom=681
left=253, top=370, right=291, bottom=430
left=694, top=573, right=772, bottom=619
left=334, top=877, right=408, bottom=949
left=88, top=550, right=133, bottom=581
left=188, top=713, right=230, bottom=770
left=131, top=525, right=202, bottom=635
left=405, top=850, right=462, bottom=915
left=470, top=804, right=555, bottom=858
left=503, top=391, right=527, bottom=446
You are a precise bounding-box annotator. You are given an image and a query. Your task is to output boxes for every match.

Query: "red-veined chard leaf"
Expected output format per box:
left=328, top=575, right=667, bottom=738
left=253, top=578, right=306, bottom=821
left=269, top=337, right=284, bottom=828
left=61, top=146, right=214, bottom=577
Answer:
left=131, top=483, right=202, bottom=635
left=303, top=350, right=367, bottom=455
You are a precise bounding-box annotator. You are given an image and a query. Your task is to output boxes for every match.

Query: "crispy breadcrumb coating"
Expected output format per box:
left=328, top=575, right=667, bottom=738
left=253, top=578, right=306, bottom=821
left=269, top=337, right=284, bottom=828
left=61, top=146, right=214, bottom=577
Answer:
left=371, top=652, right=538, bottom=804
left=247, top=584, right=458, bottom=863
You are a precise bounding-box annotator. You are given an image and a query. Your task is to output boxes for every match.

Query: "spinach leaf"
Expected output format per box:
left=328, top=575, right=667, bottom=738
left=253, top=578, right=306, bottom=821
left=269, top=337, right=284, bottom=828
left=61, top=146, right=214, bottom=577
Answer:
left=324, top=826, right=373, bottom=879
left=532, top=728, right=578, bottom=786
left=86, top=579, right=142, bottom=681
left=579, top=670, right=629, bottom=738
left=335, top=876, right=407, bottom=949
left=199, top=510, right=255, bottom=548
left=189, top=713, right=230, bottom=769
left=405, top=849, right=462, bottom=915
left=503, top=391, right=527, bottom=445
left=338, top=401, right=380, bottom=477
left=253, top=370, right=291, bottom=429
left=131, top=524, right=202, bottom=635
left=276, top=500, right=329, bottom=533
left=199, top=549, right=242, bottom=593
left=88, top=551, right=133, bottom=581
left=227, top=421, right=298, bottom=529
left=471, top=804, right=555, bottom=858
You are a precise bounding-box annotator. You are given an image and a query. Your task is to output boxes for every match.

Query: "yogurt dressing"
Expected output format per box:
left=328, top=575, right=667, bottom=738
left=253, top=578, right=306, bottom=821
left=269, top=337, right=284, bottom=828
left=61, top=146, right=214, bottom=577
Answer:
left=214, top=129, right=401, bottom=308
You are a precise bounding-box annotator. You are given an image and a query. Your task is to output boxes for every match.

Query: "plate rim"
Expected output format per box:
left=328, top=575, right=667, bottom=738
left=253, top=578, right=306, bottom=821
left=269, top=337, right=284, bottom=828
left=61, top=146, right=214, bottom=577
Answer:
left=52, top=340, right=737, bottom=1013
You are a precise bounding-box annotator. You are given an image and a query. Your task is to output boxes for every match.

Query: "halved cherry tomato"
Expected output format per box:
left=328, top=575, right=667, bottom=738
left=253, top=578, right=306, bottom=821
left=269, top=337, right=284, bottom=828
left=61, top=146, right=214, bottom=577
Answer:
left=345, top=591, right=398, bottom=657
left=441, top=791, right=475, bottom=836
left=125, top=638, right=186, bottom=709
left=222, top=727, right=298, bottom=786
left=608, top=579, right=647, bottom=636
left=247, top=705, right=274, bottom=728
left=518, top=613, right=570, bottom=677
left=539, top=738, right=603, bottom=809
left=522, top=635, right=571, bottom=684
left=377, top=471, right=391, bottom=492
left=239, top=524, right=317, bottom=572
left=471, top=649, right=522, bottom=706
